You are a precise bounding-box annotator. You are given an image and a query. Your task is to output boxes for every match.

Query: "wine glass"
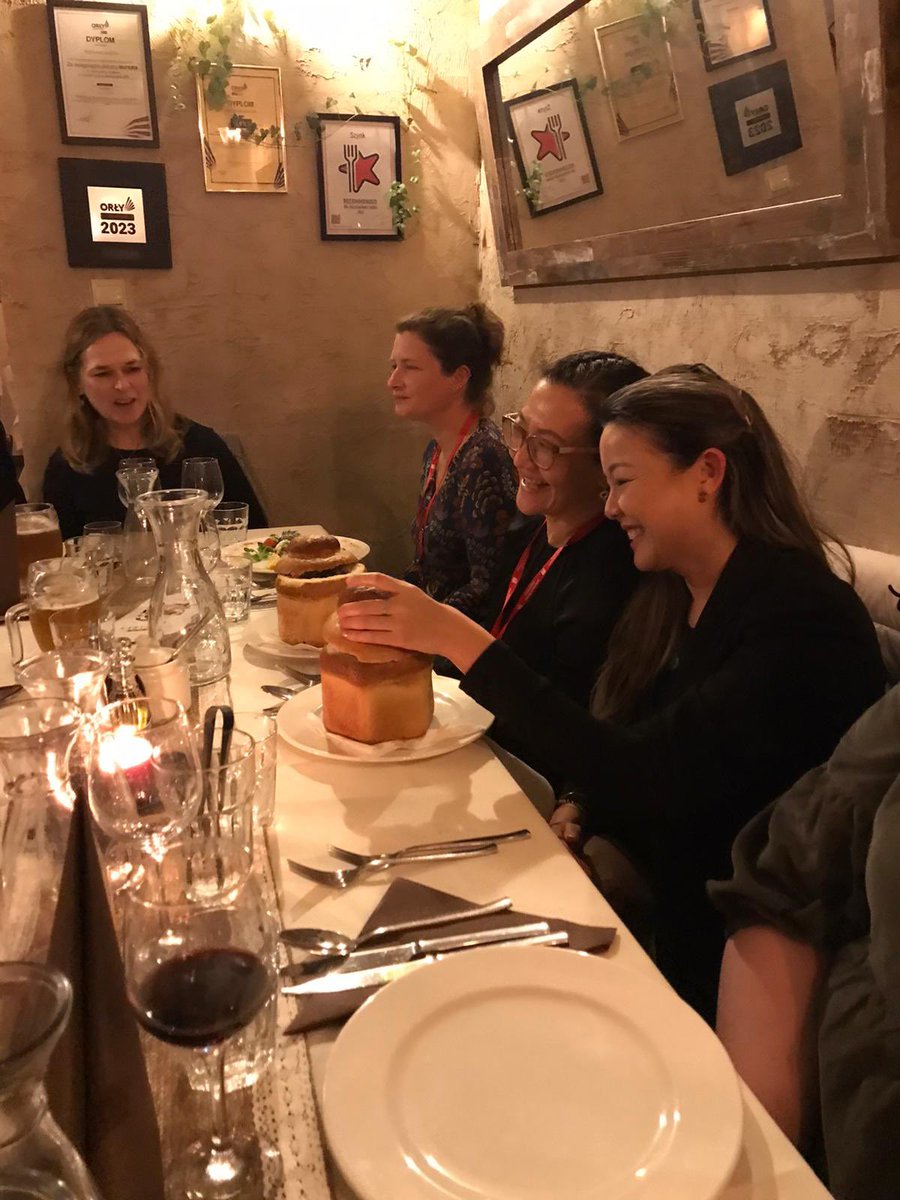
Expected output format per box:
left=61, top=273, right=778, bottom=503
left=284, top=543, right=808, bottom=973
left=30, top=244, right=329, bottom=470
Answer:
left=182, top=459, right=225, bottom=572
left=124, top=859, right=277, bottom=1199
left=86, top=697, right=202, bottom=891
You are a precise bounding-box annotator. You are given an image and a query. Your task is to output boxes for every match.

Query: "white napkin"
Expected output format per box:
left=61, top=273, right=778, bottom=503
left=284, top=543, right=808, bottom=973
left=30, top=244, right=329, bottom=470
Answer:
left=307, top=710, right=483, bottom=759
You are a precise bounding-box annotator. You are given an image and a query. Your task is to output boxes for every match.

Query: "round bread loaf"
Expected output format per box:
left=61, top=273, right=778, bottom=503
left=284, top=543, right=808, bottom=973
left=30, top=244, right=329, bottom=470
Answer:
left=275, top=533, right=357, bottom=578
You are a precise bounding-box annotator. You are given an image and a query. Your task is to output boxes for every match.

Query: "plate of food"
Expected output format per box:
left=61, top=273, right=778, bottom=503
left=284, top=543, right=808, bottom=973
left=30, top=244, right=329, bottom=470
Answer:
left=227, top=530, right=369, bottom=577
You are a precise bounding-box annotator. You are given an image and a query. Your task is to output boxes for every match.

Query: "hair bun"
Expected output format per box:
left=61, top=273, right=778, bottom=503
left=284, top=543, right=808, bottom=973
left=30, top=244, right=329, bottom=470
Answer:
left=461, top=303, right=504, bottom=368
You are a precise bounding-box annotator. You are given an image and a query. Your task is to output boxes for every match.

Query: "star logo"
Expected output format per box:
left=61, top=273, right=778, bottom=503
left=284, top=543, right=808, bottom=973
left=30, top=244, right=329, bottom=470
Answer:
left=339, top=146, right=381, bottom=193
left=530, top=116, right=570, bottom=162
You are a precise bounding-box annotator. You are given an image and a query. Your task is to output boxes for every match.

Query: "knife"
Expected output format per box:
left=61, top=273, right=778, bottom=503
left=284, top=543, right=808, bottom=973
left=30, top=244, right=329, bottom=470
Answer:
left=282, top=925, right=568, bottom=995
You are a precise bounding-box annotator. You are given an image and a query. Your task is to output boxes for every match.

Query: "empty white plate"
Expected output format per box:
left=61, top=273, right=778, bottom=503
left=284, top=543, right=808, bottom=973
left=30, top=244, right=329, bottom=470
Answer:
left=323, top=946, right=743, bottom=1200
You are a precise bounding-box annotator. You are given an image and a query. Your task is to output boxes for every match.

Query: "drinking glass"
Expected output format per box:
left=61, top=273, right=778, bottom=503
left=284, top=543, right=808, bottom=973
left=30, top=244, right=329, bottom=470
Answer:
left=82, top=520, right=122, bottom=572
left=233, top=712, right=277, bottom=827
left=211, top=561, right=252, bottom=623
left=181, top=458, right=224, bottom=508
left=86, top=697, right=202, bottom=891
left=123, top=863, right=276, bottom=1199
left=132, top=637, right=192, bottom=710
left=189, top=729, right=257, bottom=901
left=116, top=459, right=159, bottom=586
left=211, top=502, right=249, bottom=549
left=6, top=560, right=102, bottom=660
left=14, top=504, right=63, bottom=592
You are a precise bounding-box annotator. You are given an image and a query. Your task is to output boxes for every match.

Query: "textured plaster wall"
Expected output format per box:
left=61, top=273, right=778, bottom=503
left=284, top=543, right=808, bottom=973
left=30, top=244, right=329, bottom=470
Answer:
left=0, top=0, right=480, bottom=573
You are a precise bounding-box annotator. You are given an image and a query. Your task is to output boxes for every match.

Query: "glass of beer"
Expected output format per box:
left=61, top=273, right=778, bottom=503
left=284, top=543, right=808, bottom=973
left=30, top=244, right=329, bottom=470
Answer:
left=6, top=560, right=102, bottom=662
left=15, top=503, right=63, bottom=590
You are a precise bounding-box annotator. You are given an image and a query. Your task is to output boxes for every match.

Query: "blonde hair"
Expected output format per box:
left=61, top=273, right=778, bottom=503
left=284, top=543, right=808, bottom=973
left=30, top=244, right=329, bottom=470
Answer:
left=60, top=306, right=183, bottom=472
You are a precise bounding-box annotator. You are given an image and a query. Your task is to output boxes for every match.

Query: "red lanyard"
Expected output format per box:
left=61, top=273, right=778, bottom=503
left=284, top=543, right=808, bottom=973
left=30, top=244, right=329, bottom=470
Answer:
left=490, top=515, right=604, bottom=640
left=415, top=411, right=478, bottom=561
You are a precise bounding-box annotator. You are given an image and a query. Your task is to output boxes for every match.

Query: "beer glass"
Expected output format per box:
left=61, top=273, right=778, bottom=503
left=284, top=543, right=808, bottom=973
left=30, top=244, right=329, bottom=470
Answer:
left=14, top=504, right=62, bottom=590
left=6, top=560, right=101, bottom=661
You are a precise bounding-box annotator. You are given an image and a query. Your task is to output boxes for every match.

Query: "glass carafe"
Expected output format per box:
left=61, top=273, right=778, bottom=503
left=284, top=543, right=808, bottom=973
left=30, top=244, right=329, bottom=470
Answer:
left=115, top=460, right=158, bottom=589
left=0, top=701, right=83, bottom=962
left=0, top=963, right=103, bottom=1199
left=142, top=488, right=231, bottom=688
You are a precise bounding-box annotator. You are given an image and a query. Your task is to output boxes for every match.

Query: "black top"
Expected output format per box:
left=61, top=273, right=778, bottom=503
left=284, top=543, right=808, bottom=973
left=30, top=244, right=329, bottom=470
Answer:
left=476, top=514, right=638, bottom=782
left=711, top=685, right=900, bottom=1199
left=405, top=420, right=519, bottom=618
left=0, top=418, right=25, bottom=509
left=42, top=420, right=268, bottom=539
left=463, top=538, right=886, bottom=1016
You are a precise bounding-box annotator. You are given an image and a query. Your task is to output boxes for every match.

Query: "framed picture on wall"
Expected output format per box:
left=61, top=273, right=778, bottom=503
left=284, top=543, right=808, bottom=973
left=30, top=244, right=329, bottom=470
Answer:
left=315, top=114, right=402, bottom=240
left=594, top=15, right=683, bottom=140
left=46, top=0, right=159, bottom=147
left=693, top=0, right=776, bottom=71
left=57, top=157, right=172, bottom=268
left=197, top=65, right=287, bottom=193
left=504, top=80, right=602, bottom=218
left=708, top=60, right=802, bottom=176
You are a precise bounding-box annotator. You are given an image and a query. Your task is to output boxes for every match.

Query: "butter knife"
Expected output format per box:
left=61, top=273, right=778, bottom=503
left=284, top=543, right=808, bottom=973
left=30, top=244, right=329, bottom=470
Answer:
left=282, top=924, right=567, bottom=995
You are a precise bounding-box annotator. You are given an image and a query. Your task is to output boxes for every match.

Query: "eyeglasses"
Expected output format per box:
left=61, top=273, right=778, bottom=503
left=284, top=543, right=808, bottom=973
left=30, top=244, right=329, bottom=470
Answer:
left=501, top=413, right=599, bottom=470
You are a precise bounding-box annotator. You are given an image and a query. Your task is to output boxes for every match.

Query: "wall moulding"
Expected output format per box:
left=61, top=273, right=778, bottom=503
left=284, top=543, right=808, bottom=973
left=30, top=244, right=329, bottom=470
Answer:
left=473, top=0, right=900, bottom=286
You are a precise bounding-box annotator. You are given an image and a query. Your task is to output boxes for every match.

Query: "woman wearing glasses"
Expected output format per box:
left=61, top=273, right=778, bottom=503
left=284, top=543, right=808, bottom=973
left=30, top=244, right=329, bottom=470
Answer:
left=43, top=306, right=267, bottom=539
left=339, top=368, right=884, bottom=1018
left=390, top=304, right=518, bottom=617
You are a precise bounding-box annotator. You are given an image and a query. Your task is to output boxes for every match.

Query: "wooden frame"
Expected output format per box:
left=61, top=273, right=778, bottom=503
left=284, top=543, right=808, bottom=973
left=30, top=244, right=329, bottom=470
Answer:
left=473, top=0, right=900, bottom=287
left=46, top=0, right=159, bottom=148
left=57, top=157, right=172, bottom=269
left=693, top=0, right=776, bottom=72
left=315, top=114, right=402, bottom=241
left=196, top=65, right=287, bottom=194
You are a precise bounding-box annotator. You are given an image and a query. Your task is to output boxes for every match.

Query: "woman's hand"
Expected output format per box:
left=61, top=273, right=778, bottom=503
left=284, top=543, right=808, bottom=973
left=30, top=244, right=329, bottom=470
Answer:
left=338, top=572, right=494, bottom=673
left=548, top=802, right=585, bottom=850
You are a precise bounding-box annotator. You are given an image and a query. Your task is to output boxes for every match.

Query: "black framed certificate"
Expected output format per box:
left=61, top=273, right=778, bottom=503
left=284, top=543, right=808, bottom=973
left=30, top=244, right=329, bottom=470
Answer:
left=708, top=61, right=801, bottom=176
left=58, top=158, right=172, bottom=269
left=315, top=114, right=402, bottom=240
left=47, top=0, right=159, bottom=147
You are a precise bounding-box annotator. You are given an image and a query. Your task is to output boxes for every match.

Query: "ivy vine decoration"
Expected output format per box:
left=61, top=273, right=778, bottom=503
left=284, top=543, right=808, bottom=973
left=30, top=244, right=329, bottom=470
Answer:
left=521, top=161, right=543, bottom=208
left=228, top=113, right=281, bottom=145
left=185, top=14, right=239, bottom=109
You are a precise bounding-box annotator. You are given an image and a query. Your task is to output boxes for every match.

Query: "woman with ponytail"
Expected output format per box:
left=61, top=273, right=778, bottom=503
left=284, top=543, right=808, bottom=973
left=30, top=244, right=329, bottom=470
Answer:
left=389, top=304, right=518, bottom=617
left=339, top=366, right=885, bottom=1018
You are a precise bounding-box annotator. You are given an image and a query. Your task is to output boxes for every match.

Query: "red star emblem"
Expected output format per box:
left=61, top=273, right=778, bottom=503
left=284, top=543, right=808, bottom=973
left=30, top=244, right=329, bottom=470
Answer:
left=339, top=149, right=381, bottom=192
left=530, top=118, right=570, bottom=162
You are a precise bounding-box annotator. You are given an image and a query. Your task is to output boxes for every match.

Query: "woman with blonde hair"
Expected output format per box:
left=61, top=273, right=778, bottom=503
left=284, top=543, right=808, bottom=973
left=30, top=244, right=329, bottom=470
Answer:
left=43, top=306, right=266, bottom=538
left=338, top=366, right=885, bottom=1018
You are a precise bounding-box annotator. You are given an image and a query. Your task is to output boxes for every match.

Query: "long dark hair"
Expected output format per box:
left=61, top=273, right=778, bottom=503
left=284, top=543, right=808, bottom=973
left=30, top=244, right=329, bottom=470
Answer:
left=60, top=306, right=182, bottom=472
left=396, top=303, right=505, bottom=415
left=542, top=350, right=648, bottom=441
left=592, top=367, right=845, bottom=720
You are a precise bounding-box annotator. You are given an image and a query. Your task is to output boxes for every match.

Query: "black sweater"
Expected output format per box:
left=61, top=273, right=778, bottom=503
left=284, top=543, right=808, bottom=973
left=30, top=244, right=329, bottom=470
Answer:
left=43, top=420, right=268, bottom=539
left=463, top=538, right=886, bottom=1015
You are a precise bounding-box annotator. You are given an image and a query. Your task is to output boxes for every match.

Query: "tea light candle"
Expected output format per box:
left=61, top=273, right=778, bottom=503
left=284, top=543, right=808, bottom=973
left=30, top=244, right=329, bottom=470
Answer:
left=98, top=725, right=156, bottom=815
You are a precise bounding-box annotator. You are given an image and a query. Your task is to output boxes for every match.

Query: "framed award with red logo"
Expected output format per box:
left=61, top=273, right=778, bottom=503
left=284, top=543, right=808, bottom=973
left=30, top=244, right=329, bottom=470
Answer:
left=503, top=80, right=602, bottom=218
left=46, top=0, right=159, bottom=147
left=57, top=158, right=172, bottom=269
left=315, top=114, right=402, bottom=241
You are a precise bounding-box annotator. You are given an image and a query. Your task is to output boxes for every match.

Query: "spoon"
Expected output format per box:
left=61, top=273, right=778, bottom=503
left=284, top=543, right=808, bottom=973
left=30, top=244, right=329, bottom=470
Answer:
left=262, top=683, right=309, bottom=701
left=280, top=896, right=513, bottom=973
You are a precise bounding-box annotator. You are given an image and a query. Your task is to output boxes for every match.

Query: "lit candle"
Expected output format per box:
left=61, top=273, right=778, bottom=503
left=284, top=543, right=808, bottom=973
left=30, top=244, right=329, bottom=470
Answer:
left=99, top=726, right=159, bottom=816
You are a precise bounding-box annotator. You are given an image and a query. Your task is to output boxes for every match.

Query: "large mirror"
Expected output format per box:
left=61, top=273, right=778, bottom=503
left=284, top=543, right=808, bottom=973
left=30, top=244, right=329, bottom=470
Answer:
left=475, top=0, right=899, bottom=285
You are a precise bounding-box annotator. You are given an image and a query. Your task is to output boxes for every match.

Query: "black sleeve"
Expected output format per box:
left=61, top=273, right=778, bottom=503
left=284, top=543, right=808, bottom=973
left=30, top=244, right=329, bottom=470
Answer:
left=709, top=685, right=900, bottom=949
left=462, top=588, right=884, bottom=836
left=0, top=419, right=24, bottom=508
left=186, top=426, right=268, bottom=528
left=42, top=450, right=81, bottom=539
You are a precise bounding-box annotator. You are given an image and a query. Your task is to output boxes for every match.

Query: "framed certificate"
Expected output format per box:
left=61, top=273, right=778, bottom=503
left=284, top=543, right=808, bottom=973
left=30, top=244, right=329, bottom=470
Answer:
left=594, top=15, right=682, bottom=141
left=708, top=60, right=802, bottom=176
left=58, top=157, right=172, bottom=269
left=197, top=65, right=287, bottom=194
left=504, top=80, right=603, bottom=218
left=693, top=0, right=776, bottom=71
left=315, top=114, right=402, bottom=241
left=46, top=1, right=159, bottom=147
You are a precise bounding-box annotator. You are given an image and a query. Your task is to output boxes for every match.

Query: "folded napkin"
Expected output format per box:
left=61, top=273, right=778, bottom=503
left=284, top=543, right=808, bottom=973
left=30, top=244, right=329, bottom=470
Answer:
left=284, top=878, right=616, bottom=1033
left=316, top=714, right=483, bottom=760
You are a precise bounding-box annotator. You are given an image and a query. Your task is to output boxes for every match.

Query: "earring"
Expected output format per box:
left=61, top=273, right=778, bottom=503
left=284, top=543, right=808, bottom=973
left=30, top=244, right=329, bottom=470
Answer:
left=698, top=488, right=708, bottom=504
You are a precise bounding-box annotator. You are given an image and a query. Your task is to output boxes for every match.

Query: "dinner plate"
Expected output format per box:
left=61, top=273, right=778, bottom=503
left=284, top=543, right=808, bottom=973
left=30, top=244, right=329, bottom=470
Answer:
left=323, top=946, right=743, bottom=1200
left=277, top=676, right=493, bottom=763
left=225, top=533, right=370, bottom=577
left=245, top=609, right=321, bottom=666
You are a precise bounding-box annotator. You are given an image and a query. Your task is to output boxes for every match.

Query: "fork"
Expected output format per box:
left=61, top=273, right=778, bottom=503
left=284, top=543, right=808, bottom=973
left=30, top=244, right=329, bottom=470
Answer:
left=328, top=828, right=531, bottom=866
left=288, top=843, right=498, bottom=889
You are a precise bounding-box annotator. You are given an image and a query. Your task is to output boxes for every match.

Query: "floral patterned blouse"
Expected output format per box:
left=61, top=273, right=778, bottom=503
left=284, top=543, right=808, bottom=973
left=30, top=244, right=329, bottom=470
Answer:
left=405, top=419, right=518, bottom=618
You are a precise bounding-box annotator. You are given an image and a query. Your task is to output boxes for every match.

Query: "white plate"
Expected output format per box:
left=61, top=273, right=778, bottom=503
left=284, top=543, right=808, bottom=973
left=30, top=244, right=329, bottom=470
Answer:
left=277, top=675, right=493, bottom=763
left=245, top=609, right=321, bottom=666
left=225, top=533, right=370, bottom=576
left=323, top=946, right=743, bottom=1200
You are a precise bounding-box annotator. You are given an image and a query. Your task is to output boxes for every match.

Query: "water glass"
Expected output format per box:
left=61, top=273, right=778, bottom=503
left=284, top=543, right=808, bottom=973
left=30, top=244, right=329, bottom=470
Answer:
left=212, top=560, right=252, bottom=623
left=234, top=712, right=277, bottom=827
left=187, top=728, right=257, bottom=900
left=132, top=638, right=192, bottom=710
left=212, top=502, right=249, bottom=548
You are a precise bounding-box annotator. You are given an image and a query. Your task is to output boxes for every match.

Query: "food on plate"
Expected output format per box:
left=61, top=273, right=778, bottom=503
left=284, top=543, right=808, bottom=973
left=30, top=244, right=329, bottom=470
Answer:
left=319, top=587, right=434, bottom=744
left=275, top=533, right=364, bottom=647
left=242, top=529, right=301, bottom=570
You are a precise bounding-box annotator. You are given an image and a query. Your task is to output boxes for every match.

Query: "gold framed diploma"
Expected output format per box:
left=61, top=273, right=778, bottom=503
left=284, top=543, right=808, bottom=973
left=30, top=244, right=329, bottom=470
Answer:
left=196, top=65, right=287, bottom=194
left=594, top=15, right=683, bottom=141
left=693, top=0, right=776, bottom=71
left=47, top=0, right=159, bottom=147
